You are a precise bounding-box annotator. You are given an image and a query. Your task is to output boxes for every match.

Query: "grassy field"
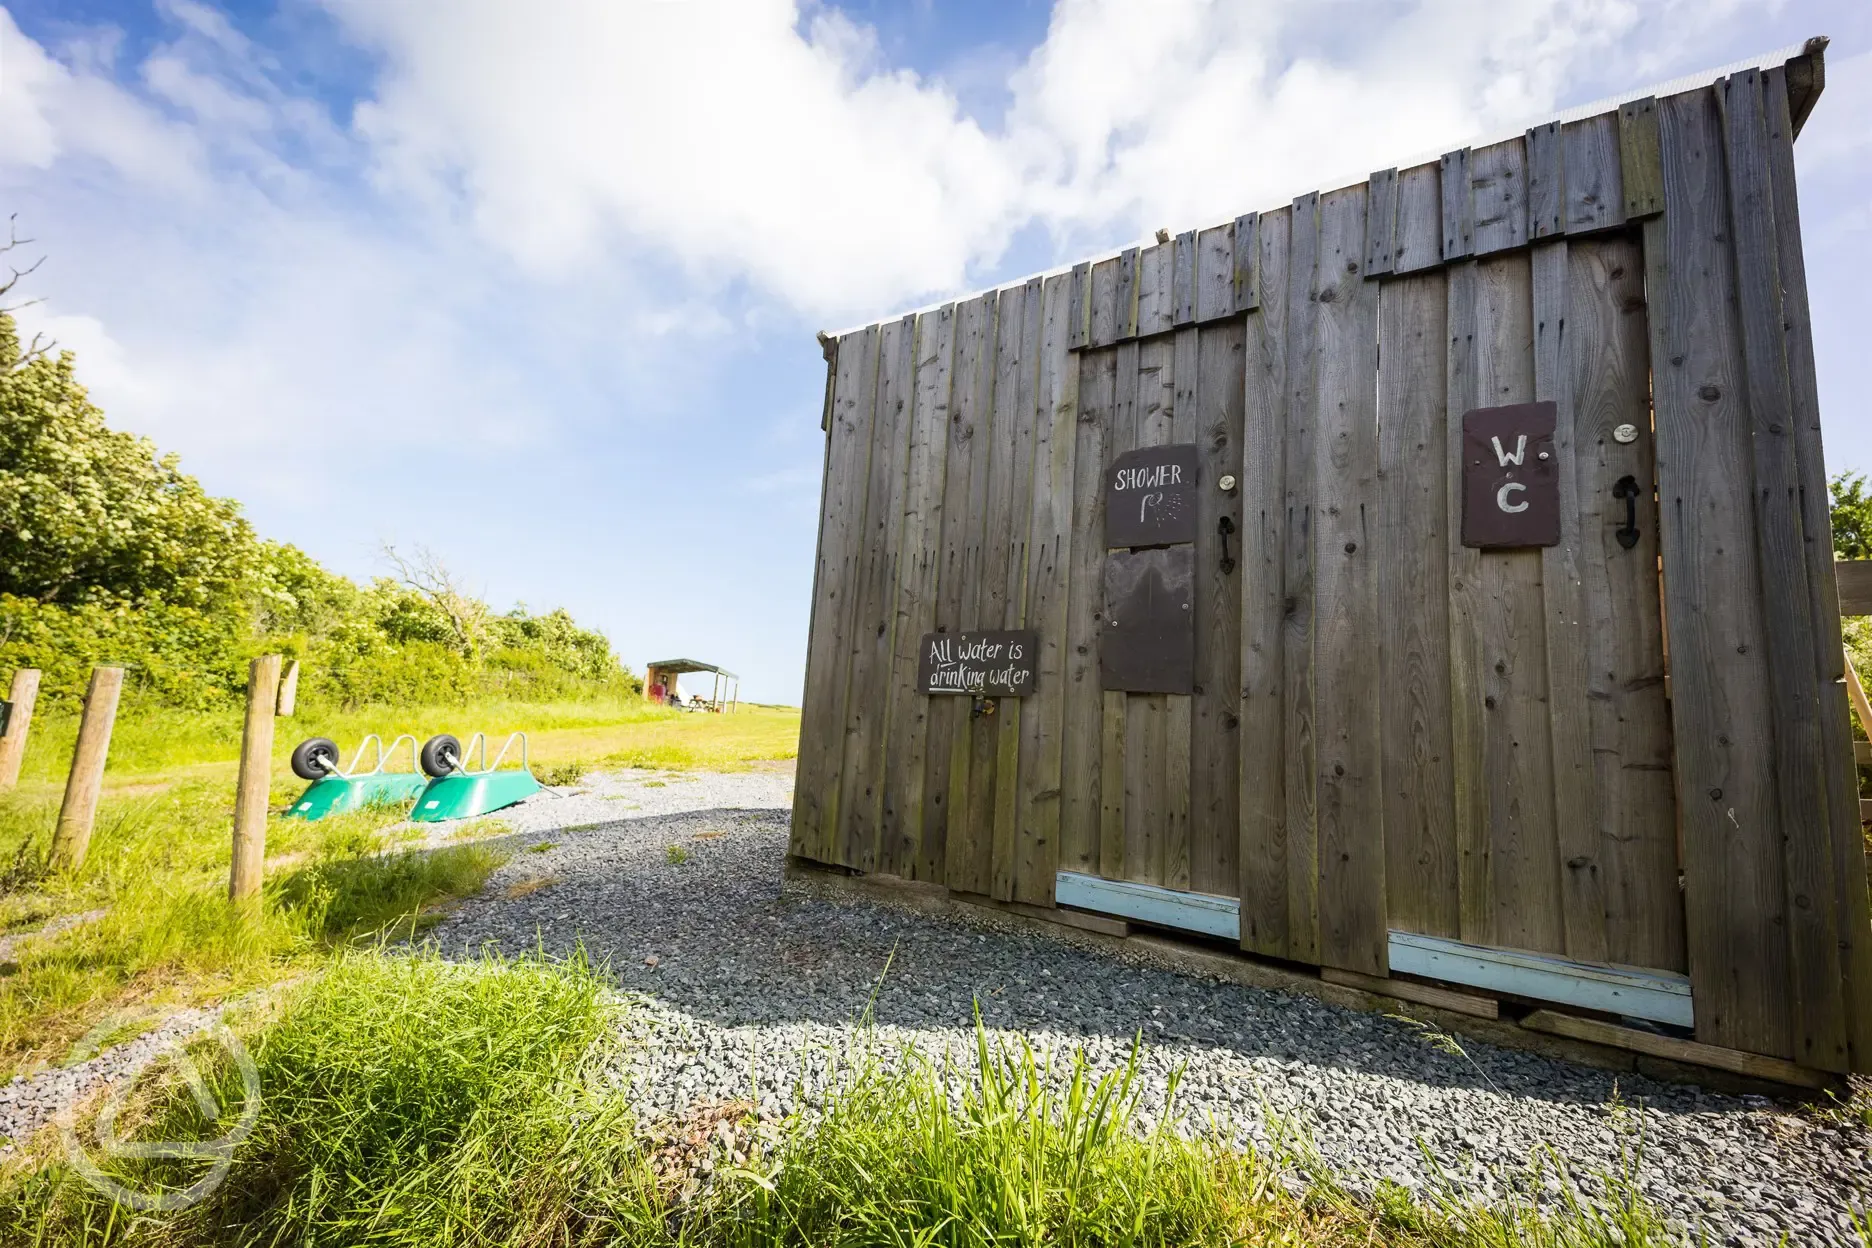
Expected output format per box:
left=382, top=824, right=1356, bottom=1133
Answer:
left=0, top=951, right=1720, bottom=1248
left=0, top=697, right=800, bottom=1078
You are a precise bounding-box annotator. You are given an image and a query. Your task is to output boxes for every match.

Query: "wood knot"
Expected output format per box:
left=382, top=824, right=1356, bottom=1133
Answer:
left=1697, top=384, right=1721, bottom=402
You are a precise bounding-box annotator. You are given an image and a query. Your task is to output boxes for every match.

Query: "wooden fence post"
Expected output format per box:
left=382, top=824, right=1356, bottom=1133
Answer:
left=0, top=668, right=41, bottom=789
left=230, top=655, right=282, bottom=903
left=275, top=660, right=300, bottom=717
left=50, top=666, right=125, bottom=871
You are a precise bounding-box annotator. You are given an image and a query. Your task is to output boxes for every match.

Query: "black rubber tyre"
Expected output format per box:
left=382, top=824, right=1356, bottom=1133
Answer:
left=290, top=737, right=340, bottom=780
left=420, top=734, right=462, bottom=778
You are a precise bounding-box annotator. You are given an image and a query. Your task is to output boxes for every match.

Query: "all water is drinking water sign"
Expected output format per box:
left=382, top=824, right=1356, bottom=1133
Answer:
left=917, top=630, right=1039, bottom=697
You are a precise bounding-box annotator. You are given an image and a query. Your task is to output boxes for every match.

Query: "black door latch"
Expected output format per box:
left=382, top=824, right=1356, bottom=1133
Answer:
left=1612, top=476, right=1641, bottom=550
left=1218, top=515, right=1236, bottom=573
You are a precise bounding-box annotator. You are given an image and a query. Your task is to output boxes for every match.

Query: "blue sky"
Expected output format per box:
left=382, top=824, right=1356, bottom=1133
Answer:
left=3, top=0, right=1868, bottom=704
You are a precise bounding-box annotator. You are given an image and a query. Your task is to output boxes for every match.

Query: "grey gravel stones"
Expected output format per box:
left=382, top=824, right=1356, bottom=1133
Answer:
left=431, top=767, right=1872, bottom=1247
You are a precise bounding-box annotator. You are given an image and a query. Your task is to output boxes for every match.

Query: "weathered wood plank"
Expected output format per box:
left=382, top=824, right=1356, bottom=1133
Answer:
left=1567, top=238, right=1681, bottom=972
left=1173, top=229, right=1198, bottom=326
left=1101, top=339, right=1141, bottom=880
left=1471, top=137, right=1529, bottom=257
left=880, top=304, right=956, bottom=879
left=1232, top=211, right=1260, bottom=312
left=1648, top=87, right=1791, bottom=1058
left=1311, top=184, right=1386, bottom=976
left=1117, top=246, right=1141, bottom=340
left=992, top=279, right=1046, bottom=902
left=838, top=314, right=918, bottom=873
left=1840, top=562, right=1872, bottom=616
left=925, top=296, right=996, bottom=883
left=1239, top=204, right=1291, bottom=956
left=1014, top=274, right=1080, bottom=906
left=1520, top=1010, right=1833, bottom=1090
left=1723, top=68, right=1847, bottom=1072
left=1061, top=346, right=1113, bottom=876
left=1765, top=62, right=1872, bottom=1073
left=1473, top=252, right=1563, bottom=956
left=1377, top=271, right=1458, bottom=940
left=1526, top=123, right=1562, bottom=240
left=1163, top=324, right=1200, bottom=891
left=1283, top=191, right=1322, bottom=964
left=1321, top=967, right=1500, bottom=1019
left=1620, top=96, right=1664, bottom=219
left=1196, top=223, right=1235, bottom=324
left=1365, top=167, right=1399, bottom=275
left=1562, top=112, right=1625, bottom=235
left=794, top=326, right=879, bottom=865
left=1191, top=320, right=1243, bottom=896
left=1394, top=162, right=1443, bottom=275
left=1137, top=243, right=1174, bottom=338
left=1089, top=257, right=1120, bottom=350
left=1069, top=261, right=1090, bottom=351
left=1444, top=260, right=1490, bottom=945
left=1440, top=148, right=1475, bottom=261
left=1532, top=240, right=1606, bottom=963
left=1124, top=336, right=1177, bottom=885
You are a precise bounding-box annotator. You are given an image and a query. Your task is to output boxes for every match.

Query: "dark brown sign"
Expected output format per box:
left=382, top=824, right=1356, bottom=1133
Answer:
left=918, top=630, right=1038, bottom=696
left=1461, top=401, right=1560, bottom=549
left=1099, top=546, right=1194, bottom=694
left=1106, top=444, right=1200, bottom=548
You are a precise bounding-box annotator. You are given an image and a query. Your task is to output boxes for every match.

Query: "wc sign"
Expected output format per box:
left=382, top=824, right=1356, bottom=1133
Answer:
left=1461, top=401, right=1560, bottom=549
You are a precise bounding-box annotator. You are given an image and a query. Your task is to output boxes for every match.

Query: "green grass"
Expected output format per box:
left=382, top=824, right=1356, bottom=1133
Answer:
left=0, top=951, right=1728, bottom=1248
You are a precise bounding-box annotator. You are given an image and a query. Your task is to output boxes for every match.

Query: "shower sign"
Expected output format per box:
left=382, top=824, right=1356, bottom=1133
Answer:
left=1105, top=444, right=1200, bottom=548
left=1461, top=401, right=1560, bottom=549
left=918, top=630, right=1039, bottom=697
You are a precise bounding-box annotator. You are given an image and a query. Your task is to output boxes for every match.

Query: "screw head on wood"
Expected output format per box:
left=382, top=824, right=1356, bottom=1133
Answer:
left=1613, top=423, right=1640, bottom=444
left=1219, top=474, right=1237, bottom=492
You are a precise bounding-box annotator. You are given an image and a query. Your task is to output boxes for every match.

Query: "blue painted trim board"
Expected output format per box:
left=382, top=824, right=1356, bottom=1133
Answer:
left=1054, top=871, right=1240, bottom=940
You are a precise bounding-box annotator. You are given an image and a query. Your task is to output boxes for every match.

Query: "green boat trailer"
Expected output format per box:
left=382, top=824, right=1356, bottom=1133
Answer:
left=285, top=734, right=429, bottom=821
left=411, top=731, right=543, bottom=822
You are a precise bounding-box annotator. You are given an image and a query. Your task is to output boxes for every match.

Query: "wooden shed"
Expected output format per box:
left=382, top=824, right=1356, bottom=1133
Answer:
left=791, top=41, right=1869, bottom=1082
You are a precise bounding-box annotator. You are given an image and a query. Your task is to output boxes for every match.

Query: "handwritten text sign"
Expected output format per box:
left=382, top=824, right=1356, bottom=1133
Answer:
left=1105, top=444, right=1200, bottom=548
left=918, top=630, right=1038, bottom=697
left=1461, top=402, right=1560, bottom=548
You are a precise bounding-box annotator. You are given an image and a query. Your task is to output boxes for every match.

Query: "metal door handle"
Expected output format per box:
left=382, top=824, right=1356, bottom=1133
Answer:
left=1218, top=515, right=1236, bottom=573
left=1612, top=476, right=1641, bottom=550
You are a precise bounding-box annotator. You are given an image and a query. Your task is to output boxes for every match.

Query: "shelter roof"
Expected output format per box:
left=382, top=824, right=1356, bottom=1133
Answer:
left=646, top=659, right=739, bottom=679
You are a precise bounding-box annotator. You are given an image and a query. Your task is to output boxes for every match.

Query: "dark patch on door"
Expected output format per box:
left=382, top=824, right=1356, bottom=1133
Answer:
left=1461, top=401, right=1560, bottom=548
left=1106, top=444, right=1200, bottom=548
left=918, top=630, right=1038, bottom=697
left=1100, top=546, right=1194, bottom=694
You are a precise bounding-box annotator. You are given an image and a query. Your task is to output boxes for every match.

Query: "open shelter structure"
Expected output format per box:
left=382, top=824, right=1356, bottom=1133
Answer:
left=645, top=659, right=740, bottom=712
left=789, top=40, right=1870, bottom=1087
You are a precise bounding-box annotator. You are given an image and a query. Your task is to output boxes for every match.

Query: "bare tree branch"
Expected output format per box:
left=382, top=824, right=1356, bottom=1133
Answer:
left=0, top=215, right=46, bottom=309
left=381, top=542, right=489, bottom=660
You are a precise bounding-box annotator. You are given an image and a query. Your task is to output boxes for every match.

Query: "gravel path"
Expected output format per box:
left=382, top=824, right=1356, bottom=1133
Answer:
left=430, top=767, right=1872, bottom=1247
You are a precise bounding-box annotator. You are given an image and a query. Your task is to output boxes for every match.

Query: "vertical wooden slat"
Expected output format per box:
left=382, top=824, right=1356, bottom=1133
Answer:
left=1445, top=259, right=1490, bottom=944
left=1089, top=258, right=1120, bottom=350
left=1173, top=230, right=1198, bottom=326
left=1377, top=270, right=1458, bottom=939
left=1364, top=167, right=1399, bottom=275
left=1232, top=212, right=1261, bottom=312
left=1620, top=97, right=1665, bottom=219
left=880, top=305, right=955, bottom=878
left=793, top=327, right=879, bottom=864
left=1163, top=325, right=1200, bottom=891
left=1117, top=246, right=1141, bottom=340
left=1101, top=339, right=1140, bottom=880
left=1191, top=319, right=1243, bottom=897
left=1562, top=113, right=1625, bottom=236
left=1137, top=243, right=1174, bottom=338
left=992, top=279, right=1046, bottom=901
left=924, top=297, right=995, bottom=882
left=1474, top=252, right=1563, bottom=956
left=1014, top=276, right=1077, bottom=905
left=1764, top=63, right=1872, bottom=1072
left=1722, top=68, right=1846, bottom=1072
left=1471, top=137, right=1529, bottom=257
left=1648, top=87, right=1791, bottom=1058
left=1393, top=162, right=1443, bottom=275
left=1312, top=185, right=1386, bottom=976
left=837, top=314, right=916, bottom=872
left=1069, top=261, right=1091, bottom=351
left=1532, top=240, right=1607, bottom=963
left=1125, top=336, right=1177, bottom=884
left=1240, top=205, right=1291, bottom=954
left=1526, top=123, right=1563, bottom=240
left=1440, top=148, right=1475, bottom=261
left=1196, top=223, right=1235, bottom=323
left=1283, top=191, right=1322, bottom=963
left=1568, top=237, right=1682, bottom=972
left=1061, top=347, right=1112, bottom=877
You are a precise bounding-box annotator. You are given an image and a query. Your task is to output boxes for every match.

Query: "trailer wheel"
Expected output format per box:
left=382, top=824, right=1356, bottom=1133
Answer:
left=420, top=734, right=462, bottom=778
left=290, top=737, right=341, bottom=780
